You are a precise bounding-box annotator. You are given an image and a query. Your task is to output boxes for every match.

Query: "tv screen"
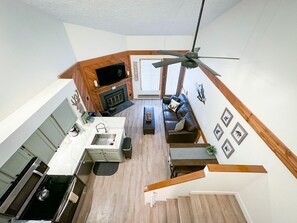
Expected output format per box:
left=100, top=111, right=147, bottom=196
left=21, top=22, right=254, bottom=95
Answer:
left=96, top=63, right=126, bottom=86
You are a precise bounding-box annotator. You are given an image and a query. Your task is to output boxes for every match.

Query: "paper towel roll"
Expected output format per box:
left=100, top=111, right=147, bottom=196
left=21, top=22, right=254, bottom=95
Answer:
left=69, top=191, right=79, bottom=203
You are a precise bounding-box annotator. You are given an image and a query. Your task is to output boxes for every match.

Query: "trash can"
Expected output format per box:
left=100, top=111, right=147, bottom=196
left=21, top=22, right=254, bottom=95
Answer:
left=122, top=137, right=132, bottom=159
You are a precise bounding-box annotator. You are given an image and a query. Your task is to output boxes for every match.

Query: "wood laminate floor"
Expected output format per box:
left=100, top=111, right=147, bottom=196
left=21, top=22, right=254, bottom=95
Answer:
left=82, top=99, right=171, bottom=223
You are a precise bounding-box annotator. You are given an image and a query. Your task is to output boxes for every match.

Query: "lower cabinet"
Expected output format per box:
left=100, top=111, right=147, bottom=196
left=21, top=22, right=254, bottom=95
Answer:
left=87, top=149, right=123, bottom=162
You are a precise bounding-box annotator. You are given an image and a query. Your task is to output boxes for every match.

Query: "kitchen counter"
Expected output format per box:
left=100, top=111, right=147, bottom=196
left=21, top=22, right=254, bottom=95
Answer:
left=47, top=117, right=126, bottom=175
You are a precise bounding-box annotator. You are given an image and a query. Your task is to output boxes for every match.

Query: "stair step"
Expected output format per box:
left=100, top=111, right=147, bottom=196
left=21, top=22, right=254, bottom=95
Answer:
left=177, top=196, right=194, bottom=223
left=151, top=201, right=167, bottom=223
left=190, top=194, right=247, bottom=223
left=166, top=198, right=180, bottom=223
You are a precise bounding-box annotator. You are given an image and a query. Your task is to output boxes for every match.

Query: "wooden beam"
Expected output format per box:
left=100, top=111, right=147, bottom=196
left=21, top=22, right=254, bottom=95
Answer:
left=144, top=170, right=205, bottom=192
left=207, top=164, right=267, bottom=173
left=199, top=65, right=297, bottom=178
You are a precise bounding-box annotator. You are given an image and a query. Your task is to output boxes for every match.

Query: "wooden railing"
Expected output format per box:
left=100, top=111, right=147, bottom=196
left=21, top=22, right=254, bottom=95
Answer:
left=144, top=170, right=205, bottom=192
left=144, top=164, right=267, bottom=192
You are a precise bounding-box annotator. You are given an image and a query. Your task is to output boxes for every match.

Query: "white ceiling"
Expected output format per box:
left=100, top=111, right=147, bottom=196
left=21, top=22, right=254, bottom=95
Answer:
left=21, top=0, right=242, bottom=35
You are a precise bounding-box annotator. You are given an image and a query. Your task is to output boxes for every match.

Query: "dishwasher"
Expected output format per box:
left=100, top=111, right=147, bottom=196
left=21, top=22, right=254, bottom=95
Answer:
left=75, top=151, right=94, bottom=185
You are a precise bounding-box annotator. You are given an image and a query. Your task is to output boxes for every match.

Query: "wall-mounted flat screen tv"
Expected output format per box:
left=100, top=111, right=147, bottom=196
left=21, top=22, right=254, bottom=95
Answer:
left=96, top=62, right=126, bottom=86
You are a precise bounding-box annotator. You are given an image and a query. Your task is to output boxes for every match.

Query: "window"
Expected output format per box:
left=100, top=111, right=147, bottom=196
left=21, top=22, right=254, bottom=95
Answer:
left=140, top=59, right=161, bottom=91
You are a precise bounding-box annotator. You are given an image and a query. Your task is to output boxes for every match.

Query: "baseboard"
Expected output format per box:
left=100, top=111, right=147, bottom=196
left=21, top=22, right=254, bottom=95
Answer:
left=190, top=191, right=237, bottom=195
left=137, top=94, right=160, bottom=99
left=235, top=193, right=253, bottom=223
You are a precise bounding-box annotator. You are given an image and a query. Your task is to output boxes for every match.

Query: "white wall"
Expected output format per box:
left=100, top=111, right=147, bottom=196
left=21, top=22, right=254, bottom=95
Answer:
left=182, top=0, right=297, bottom=222
left=64, top=23, right=127, bottom=61
left=0, top=0, right=76, bottom=121
left=126, top=35, right=192, bottom=50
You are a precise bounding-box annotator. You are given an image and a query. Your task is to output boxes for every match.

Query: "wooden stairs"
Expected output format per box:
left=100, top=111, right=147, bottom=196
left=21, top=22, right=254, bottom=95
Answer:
left=150, top=194, right=247, bottom=223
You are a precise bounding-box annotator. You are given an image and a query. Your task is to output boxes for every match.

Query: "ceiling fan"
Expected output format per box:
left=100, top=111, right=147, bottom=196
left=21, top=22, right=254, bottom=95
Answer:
left=152, top=0, right=239, bottom=76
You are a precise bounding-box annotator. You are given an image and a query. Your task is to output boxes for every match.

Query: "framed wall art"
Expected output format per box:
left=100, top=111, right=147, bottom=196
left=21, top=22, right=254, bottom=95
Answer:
left=221, top=108, right=233, bottom=127
left=221, top=139, right=235, bottom=159
left=213, top=123, right=223, bottom=141
left=231, top=122, right=248, bottom=145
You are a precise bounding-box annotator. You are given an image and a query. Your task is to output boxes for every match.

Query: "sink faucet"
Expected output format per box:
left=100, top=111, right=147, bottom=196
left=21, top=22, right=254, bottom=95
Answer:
left=96, top=123, right=107, bottom=133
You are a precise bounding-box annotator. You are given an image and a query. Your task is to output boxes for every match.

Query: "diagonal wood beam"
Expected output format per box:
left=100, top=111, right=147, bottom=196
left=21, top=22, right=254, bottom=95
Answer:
left=199, top=65, right=297, bottom=178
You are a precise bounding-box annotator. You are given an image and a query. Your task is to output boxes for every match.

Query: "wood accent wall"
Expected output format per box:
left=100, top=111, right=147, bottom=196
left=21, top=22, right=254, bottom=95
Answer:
left=59, top=63, right=95, bottom=112
left=78, top=51, right=133, bottom=111
left=199, top=65, right=297, bottom=178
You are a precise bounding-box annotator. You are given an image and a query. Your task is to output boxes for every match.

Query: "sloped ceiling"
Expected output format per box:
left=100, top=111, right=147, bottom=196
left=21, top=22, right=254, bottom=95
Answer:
left=21, top=0, right=242, bottom=35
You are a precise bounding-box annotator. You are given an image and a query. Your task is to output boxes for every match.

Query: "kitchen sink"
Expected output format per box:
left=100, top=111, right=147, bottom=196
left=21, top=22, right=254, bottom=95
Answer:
left=91, top=133, right=116, bottom=146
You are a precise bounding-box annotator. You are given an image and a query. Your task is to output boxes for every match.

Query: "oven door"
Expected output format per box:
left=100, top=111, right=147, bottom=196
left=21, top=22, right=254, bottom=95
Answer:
left=54, top=177, right=85, bottom=223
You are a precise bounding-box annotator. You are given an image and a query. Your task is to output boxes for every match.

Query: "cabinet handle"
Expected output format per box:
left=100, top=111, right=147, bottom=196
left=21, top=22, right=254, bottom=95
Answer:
left=104, top=152, right=106, bottom=154
left=99, top=152, right=102, bottom=154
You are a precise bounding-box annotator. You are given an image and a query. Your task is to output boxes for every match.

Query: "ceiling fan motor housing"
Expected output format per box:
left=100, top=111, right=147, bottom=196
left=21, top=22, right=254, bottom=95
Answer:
left=182, top=60, right=199, bottom=69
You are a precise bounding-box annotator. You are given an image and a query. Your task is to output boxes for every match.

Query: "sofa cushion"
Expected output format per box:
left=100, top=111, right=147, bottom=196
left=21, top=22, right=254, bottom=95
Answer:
left=174, top=119, right=185, bottom=131
left=164, top=120, right=179, bottom=131
left=178, top=94, right=189, bottom=105
left=177, top=103, right=192, bottom=119
left=168, top=99, right=180, bottom=112
left=163, top=110, right=178, bottom=121
left=162, top=103, right=170, bottom=111
left=184, top=112, right=198, bottom=132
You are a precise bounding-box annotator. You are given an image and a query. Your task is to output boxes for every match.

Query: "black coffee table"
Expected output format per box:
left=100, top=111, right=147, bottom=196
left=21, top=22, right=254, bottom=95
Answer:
left=143, top=107, right=155, bottom=135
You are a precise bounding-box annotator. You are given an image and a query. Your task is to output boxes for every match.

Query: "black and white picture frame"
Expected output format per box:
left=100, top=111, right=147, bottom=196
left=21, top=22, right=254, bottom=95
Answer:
left=231, top=122, right=248, bottom=145
left=213, top=123, right=224, bottom=141
left=221, top=139, right=235, bottom=159
left=221, top=108, right=233, bottom=127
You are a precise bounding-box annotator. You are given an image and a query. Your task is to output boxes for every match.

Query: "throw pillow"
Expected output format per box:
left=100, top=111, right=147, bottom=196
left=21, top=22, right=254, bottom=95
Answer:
left=168, top=99, right=180, bottom=112
left=174, top=119, right=185, bottom=131
left=171, top=95, right=181, bottom=102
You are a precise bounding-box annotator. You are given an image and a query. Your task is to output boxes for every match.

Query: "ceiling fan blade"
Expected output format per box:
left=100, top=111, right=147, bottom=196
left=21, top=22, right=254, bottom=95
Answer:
left=157, top=50, right=185, bottom=57
left=152, top=57, right=188, bottom=68
left=193, top=58, right=221, bottom=77
left=198, top=56, right=239, bottom=60
left=191, top=0, right=205, bottom=52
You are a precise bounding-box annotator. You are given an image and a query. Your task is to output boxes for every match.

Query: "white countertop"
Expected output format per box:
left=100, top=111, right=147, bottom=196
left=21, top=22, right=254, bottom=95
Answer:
left=47, top=117, right=126, bottom=175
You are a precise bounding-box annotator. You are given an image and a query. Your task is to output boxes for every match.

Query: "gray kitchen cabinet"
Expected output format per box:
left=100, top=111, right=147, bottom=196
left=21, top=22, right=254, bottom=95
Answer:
left=23, top=129, right=56, bottom=164
left=75, top=152, right=94, bottom=185
left=0, top=147, right=33, bottom=179
left=87, top=149, right=106, bottom=162
left=0, top=172, right=13, bottom=199
left=104, top=150, right=123, bottom=162
left=87, top=149, right=123, bottom=162
left=52, top=99, right=77, bottom=135
left=39, top=115, right=66, bottom=148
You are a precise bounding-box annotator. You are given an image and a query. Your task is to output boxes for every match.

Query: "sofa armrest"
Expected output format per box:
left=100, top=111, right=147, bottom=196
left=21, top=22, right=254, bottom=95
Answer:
left=163, top=96, right=171, bottom=104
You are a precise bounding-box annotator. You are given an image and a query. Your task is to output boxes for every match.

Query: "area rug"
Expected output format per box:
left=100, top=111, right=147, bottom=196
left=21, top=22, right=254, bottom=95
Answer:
left=93, top=162, right=119, bottom=176
left=109, top=100, right=134, bottom=116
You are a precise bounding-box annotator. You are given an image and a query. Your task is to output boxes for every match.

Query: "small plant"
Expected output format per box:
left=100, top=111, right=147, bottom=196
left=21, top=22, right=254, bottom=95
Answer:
left=206, top=145, right=217, bottom=155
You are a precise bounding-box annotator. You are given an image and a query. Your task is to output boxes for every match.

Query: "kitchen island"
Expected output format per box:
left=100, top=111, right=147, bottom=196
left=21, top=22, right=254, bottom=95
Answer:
left=47, top=117, right=126, bottom=175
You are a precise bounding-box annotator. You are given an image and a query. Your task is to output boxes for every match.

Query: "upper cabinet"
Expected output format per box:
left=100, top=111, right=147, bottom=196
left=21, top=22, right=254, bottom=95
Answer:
left=0, top=172, right=12, bottom=200
left=52, top=99, right=77, bottom=135
left=39, top=116, right=66, bottom=148
left=23, top=130, right=56, bottom=164
left=0, top=147, right=34, bottom=179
